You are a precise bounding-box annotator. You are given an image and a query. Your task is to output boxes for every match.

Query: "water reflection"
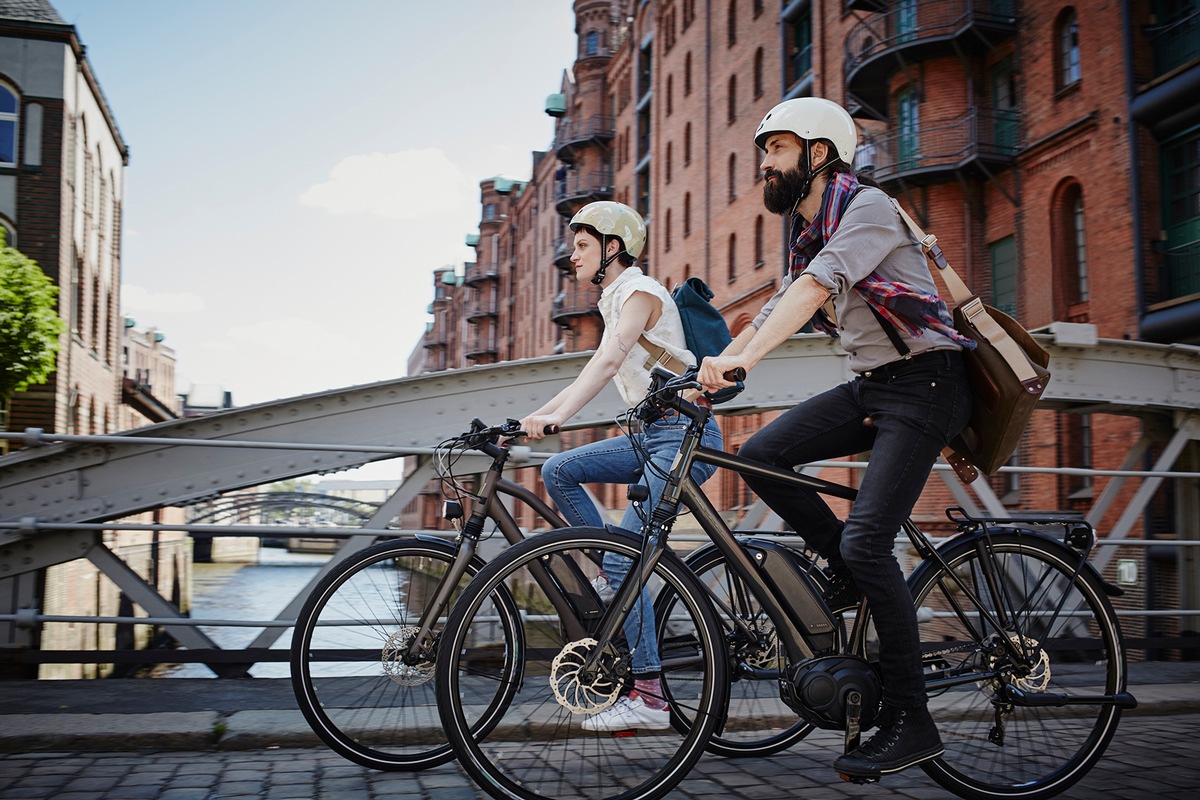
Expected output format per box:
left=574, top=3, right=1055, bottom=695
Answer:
left=167, top=547, right=331, bottom=678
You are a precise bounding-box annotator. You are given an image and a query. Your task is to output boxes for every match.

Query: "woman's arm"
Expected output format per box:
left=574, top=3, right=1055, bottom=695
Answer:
left=520, top=290, right=659, bottom=439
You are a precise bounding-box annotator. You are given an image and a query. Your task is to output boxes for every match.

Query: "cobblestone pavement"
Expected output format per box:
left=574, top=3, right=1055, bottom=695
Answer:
left=1, top=712, right=1197, bottom=800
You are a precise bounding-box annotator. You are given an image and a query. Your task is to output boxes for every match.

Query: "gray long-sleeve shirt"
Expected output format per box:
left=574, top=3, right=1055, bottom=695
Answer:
left=751, top=186, right=962, bottom=373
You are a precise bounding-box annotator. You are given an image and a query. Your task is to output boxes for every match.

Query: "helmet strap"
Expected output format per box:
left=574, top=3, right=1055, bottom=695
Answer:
left=591, top=236, right=622, bottom=285
left=791, top=139, right=836, bottom=216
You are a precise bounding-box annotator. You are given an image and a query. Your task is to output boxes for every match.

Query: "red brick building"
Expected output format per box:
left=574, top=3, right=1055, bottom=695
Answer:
left=409, top=1, right=1199, bottom=564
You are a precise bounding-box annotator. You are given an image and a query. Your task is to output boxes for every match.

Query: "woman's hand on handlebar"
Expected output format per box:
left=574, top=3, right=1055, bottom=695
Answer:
left=517, top=414, right=562, bottom=441
left=697, top=356, right=748, bottom=393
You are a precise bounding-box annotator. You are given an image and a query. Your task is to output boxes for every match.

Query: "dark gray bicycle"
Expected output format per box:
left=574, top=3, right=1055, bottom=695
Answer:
left=435, top=366, right=1136, bottom=800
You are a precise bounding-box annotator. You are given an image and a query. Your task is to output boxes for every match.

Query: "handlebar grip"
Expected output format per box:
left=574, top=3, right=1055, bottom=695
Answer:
left=543, top=425, right=560, bottom=435
left=724, top=367, right=747, bottom=382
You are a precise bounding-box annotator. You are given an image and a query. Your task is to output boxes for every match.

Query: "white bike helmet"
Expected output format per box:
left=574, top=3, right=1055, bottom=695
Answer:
left=754, top=97, right=857, bottom=163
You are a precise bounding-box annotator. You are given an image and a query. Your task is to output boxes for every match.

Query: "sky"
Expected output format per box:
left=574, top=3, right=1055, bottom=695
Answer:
left=50, top=0, right=576, bottom=410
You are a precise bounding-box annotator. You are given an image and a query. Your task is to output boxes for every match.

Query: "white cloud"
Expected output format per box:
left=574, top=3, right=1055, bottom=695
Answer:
left=121, top=284, right=205, bottom=314
left=299, top=149, right=476, bottom=221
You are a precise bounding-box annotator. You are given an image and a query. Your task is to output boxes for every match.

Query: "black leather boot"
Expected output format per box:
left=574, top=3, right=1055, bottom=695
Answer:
left=833, top=704, right=944, bottom=778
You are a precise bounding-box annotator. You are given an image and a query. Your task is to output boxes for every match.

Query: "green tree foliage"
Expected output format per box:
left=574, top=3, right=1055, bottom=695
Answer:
left=0, top=233, right=65, bottom=415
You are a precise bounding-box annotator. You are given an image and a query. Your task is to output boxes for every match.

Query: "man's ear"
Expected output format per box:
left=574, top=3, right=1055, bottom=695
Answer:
left=809, top=140, right=830, bottom=170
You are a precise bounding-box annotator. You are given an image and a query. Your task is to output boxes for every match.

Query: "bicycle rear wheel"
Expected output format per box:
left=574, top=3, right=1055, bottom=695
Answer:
left=290, top=537, right=520, bottom=771
left=656, top=542, right=816, bottom=757
left=908, top=531, right=1127, bottom=799
left=437, top=527, right=728, bottom=800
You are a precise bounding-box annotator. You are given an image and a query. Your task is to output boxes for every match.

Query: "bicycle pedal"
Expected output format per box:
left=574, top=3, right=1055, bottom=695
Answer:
left=838, top=772, right=879, bottom=785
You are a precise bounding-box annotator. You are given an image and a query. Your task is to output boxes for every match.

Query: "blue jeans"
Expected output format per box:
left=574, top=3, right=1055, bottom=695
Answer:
left=542, top=415, right=723, bottom=675
left=738, top=349, right=972, bottom=708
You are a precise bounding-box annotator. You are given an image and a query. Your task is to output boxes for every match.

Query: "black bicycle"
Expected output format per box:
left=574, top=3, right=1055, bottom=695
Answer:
left=435, top=367, right=1135, bottom=800
left=290, top=417, right=811, bottom=771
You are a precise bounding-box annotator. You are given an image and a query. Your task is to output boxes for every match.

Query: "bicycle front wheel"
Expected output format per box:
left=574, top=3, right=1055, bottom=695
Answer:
left=909, top=531, right=1127, bottom=800
left=290, top=537, right=520, bottom=771
left=657, top=542, right=815, bottom=758
left=437, top=527, right=729, bottom=800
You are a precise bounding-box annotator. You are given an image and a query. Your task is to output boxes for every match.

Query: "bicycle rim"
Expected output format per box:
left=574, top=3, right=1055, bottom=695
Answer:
left=659, top=545, right=815, bottom=758
left=437, top=528, right=728, bottom=800
left=910, top=533, right=1126, bottom=799
left=290, top=538, right=520, bottom=771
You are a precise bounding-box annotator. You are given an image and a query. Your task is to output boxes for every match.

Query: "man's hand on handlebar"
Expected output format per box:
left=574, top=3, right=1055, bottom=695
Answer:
left=697, top=356, right=748, bottom=393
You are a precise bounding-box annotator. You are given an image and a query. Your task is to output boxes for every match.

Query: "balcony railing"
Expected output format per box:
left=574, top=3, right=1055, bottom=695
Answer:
left=464, top=260, right=499, bottom=285
left=466, top=293, right=500, bottom=321
left=844, top=0, right=1017, bottom=118
left=1163, top=242, right=1200, bottom=302
left=859, top=109, right=1019, bottom=184
left=1149, top=7, right=1199, bottom=78
left=554, top=170, right=615, bottom=217
left=551, top=285, right=602, bottom=327
left=465, top=330, right=499, bottom=360
left=552, top=236, right=573, bottom=271
left=554, top=116, right=616, bottom=162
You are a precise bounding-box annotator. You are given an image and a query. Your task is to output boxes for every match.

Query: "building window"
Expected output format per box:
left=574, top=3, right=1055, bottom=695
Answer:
left=685, top=51, right=693, bottom=96
left=684, top=192, right=692, bottom=237
left=728, top=233, right=737, bottom=281
left=1052, top=181, right=1089, bottom=318
left=753, top=0, right=764, bottom=18
left=639, top=41, right=653, bottom=98
left=683, top=0, right=695, bottom=28
left=586, top=30, right=599, bottom=57
left=727, top=0, right=737, bottom=46
left=1057, top=8, right=1081, bottom=90
left=728, top=153, right=737, bottom=202
left=1160, top=129, right=1200, bottom=302
left=666, top=74, right=673, bottom=115
left=897, top=86, right=920, bottom=170
left=637, top=166, right=651, bottom=218
left=684, top=122, right=692, bottom=164
left=753, top=48, right=764, bottom=98
left=666, top=141, right=673, bottom=184
left=786, top=6, right=812, bottom=89
left=1063, top=413, right=1093, bottom=501
left=727, top=74, right=737, bottom=123
left=0, top=85, right=18, bottom=166
left=754, top=216, right=764, bottom=267
left=990, top=235, right=1017, bottom=319
left=665, top=208, right=672, bottom=252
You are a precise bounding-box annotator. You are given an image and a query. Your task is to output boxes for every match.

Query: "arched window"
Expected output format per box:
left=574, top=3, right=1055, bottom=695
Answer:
left=0, top=85, right=18, bottom=165
left=727, top=74, right=737, bottom=123
left=685, top=51, right=693, bottom=95
left=684, top=192, right=692, bottom=237
left=728, top=153, right=737, bottom=202
left=666, top=141, right=673, bottom=184
left=586, top=30, right=600, bottom=57
left=684, top=122, right=692, bottom=164
left=727, top=0, right=737, bottom=47
left=666, top=74, right=673, bottom=115
left=1056, top=9, right=1081, bottom=89
left=665, top=208, right=673, bottom=252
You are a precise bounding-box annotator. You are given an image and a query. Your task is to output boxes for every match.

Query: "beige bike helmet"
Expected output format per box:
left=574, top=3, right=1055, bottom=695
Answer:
left=569, top=201, right=647, bottom=261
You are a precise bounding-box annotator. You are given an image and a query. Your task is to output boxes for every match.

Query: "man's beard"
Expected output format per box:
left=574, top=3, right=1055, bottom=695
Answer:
left=762, top=165, right=810, bottom=215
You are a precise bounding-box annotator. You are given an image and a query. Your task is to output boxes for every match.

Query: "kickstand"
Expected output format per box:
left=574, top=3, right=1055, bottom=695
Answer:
left=844, top=689, right=862, bottom=754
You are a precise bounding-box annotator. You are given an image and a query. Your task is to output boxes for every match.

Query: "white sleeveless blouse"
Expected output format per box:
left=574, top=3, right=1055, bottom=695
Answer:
left=597, top=267, right=695, bottom=406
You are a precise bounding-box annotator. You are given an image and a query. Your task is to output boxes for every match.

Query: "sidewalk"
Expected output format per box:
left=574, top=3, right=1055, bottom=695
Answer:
left=1, top=661, right=1198, bottom=753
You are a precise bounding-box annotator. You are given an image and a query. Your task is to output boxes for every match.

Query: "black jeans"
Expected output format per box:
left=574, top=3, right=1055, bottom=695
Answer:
left=739, top=348, right=972, bottom=708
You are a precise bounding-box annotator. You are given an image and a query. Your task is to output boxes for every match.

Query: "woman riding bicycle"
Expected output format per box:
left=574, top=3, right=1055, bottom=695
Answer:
left=520, top=200, right=723, bottom=732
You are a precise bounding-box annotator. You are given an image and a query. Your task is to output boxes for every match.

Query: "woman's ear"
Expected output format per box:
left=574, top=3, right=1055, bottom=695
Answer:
left=606, top=239, right=622, bottom=259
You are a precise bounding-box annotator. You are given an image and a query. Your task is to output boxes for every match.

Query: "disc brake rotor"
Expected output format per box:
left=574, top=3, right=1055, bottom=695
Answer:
left=979, top=633, right=1051, bottom=696
left=381, top=626, right=435, bottom=687
left=549, top=638, right=622, bottom=714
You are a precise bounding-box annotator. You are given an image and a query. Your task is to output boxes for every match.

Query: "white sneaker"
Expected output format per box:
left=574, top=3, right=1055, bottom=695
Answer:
left=582, top=692, right=670, bottom=732
left=591, top=572, right=615, bottom=603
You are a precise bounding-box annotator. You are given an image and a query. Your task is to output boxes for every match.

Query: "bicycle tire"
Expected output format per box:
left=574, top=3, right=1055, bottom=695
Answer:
left=290, top=536, right=522, bottom=771
left=655, top=542, right=816, bottom=758
left=436, top=527, right=729, bottom=800
left=907, top=530, right=1127, bottom=800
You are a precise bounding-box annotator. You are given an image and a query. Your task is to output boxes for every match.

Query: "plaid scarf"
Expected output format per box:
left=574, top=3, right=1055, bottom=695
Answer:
left=793, top=173, right=975, bottom=350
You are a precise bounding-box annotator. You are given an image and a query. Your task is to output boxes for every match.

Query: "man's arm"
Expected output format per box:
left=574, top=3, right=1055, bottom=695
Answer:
left=697, top=273, right=830, bottom=391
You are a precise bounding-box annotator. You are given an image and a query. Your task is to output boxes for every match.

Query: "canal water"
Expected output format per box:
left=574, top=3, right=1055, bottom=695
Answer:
left=165, top=547, right=331, bottom=679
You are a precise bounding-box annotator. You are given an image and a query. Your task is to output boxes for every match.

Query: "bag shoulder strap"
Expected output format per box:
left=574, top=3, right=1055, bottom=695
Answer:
left=888, top=198, right=972, bottom=304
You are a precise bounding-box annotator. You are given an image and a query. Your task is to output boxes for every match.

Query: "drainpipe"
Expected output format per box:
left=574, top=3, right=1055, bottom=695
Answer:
left=1122, top=0, right=1156, bottom=656
left=704, top=5, right=712, bottom=286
